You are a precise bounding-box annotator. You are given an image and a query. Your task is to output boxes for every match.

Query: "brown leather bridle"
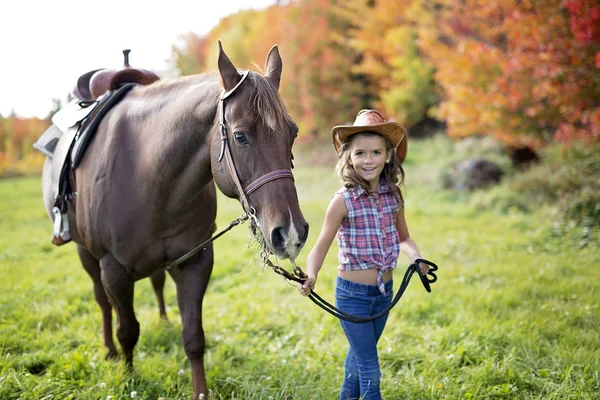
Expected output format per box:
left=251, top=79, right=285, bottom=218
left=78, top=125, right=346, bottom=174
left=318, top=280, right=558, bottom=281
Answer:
left=217, top=70, right=294, bottom=224
left=165, top=71, right=294, bottom=269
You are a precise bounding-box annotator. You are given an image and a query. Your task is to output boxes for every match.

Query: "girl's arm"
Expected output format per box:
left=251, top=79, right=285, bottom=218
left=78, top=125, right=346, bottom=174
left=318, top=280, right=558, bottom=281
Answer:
left=396, top=207, right=429, bottom=274
left=297, top=193, right=347, bottom=296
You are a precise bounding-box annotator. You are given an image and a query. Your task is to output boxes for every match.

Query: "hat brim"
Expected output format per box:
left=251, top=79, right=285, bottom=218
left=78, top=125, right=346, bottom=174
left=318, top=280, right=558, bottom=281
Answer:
left=332, top=121, right=408, bottom=162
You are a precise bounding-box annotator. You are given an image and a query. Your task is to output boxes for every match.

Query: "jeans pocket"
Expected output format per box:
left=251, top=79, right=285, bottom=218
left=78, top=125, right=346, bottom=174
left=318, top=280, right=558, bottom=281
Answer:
left=335, top=292, right=353, bottom=305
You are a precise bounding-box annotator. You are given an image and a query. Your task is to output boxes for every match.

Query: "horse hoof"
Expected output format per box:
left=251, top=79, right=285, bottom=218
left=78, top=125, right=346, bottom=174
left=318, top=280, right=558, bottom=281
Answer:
left=105, top=350, right=119, bottom=361
left=125, top=357, right=135, bottom=373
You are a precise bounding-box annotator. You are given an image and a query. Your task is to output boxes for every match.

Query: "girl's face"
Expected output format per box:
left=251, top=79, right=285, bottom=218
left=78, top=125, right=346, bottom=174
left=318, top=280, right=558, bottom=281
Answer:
left=348, top=134, right=390, bottom=190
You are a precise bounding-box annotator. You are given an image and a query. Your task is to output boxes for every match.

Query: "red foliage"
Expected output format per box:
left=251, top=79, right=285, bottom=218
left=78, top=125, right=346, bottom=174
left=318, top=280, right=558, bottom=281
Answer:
left=172, top=0, right=599, bottom=146
left=419, top=0, right=600, bottom=145
left=566, top=0, right=600, bottom=44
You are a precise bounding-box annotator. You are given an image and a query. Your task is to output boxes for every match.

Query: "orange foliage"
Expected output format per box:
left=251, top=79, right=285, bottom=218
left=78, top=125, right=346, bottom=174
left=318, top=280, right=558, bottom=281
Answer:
left=419, top=0, right=600, bottom=145
left=340, top=0, right=437, bottom=126
left=172, top=0, right=599, bottom=147
left=172, top=1, right=368, bottom=139
left=281, top=0, right=366, bottom=135
left=0, top=114, right=50, bottom=177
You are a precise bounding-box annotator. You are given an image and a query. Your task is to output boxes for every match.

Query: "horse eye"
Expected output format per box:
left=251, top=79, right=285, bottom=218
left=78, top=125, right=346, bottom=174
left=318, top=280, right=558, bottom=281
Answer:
left=291, top=152, right=295, bottom=169
left=234, top=132, right=249, bottom=146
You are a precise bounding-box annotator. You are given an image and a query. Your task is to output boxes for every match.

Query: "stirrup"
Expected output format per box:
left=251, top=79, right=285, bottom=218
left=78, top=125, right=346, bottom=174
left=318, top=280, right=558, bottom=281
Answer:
left=52, top=206, right=71, bottom=246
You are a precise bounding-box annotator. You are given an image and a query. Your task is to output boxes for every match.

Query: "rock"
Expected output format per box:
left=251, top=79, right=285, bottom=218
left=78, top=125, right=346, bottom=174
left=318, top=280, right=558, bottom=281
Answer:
left=508, top=145, right=540, bottom=170
left=444, top=158, right=503, bottom=191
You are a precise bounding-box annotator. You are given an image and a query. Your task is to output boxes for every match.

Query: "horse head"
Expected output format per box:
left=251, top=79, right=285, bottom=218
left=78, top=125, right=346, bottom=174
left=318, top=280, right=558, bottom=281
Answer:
left=211, top=42, right=308, bottom=260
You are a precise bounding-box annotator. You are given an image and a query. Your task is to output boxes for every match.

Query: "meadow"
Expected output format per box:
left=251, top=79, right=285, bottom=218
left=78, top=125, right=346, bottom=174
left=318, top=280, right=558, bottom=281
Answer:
left=0, top=136, right=598, bottom=399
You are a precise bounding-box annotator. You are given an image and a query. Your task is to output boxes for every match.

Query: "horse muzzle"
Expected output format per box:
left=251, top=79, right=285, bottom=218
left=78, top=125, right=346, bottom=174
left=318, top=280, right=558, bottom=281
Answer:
left=268, top=219, right=309, bottom=259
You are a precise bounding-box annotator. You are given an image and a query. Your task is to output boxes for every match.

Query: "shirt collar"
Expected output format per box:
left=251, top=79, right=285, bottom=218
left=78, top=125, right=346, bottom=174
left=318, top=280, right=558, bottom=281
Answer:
left=351, top=178, right=389, bottom=200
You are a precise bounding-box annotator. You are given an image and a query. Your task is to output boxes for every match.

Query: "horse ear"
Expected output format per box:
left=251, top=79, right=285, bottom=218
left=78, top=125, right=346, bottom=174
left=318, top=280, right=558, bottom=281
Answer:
left=218, top=40, right=242, bottom=92
left=264, top=44, right=282, bottom=91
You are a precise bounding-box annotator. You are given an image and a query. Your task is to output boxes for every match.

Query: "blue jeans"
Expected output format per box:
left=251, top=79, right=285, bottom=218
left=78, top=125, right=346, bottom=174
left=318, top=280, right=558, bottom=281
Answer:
left=335, top=276, right=393, bottom=400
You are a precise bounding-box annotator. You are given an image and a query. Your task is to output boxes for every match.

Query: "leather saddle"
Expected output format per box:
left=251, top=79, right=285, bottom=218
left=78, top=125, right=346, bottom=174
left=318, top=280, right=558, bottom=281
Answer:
left=34, top=49, right=159, bottom=246
left=74, top=49, right=159, bottom=101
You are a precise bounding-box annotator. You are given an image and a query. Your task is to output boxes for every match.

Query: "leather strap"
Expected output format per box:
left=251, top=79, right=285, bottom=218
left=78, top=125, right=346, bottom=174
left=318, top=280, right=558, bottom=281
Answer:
left=244, top=169, right=294, bottom=195
left=218, top=71, right=293, bottom=214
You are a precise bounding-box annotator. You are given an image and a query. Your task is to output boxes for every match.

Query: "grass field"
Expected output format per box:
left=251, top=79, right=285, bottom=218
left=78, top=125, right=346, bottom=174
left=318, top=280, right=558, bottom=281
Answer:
left=0, top=137, right=598, bottom=399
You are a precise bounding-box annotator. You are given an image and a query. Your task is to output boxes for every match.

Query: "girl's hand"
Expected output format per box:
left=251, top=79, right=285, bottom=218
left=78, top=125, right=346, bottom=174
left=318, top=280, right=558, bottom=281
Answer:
left=297, top=276, right=316, bottom=297
left=417, top=260, right=430, bottom=275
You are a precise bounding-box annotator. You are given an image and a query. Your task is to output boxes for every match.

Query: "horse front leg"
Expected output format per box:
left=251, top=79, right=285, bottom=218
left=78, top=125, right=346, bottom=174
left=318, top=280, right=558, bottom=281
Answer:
left=100, top=253, right=140, bottom=369
left=169, top=245, right=213, bottom=399
left=77, top=245, right=118, bottom=359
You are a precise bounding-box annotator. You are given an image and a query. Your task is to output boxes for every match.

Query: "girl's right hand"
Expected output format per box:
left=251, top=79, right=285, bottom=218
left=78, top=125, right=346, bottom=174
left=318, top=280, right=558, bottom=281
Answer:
left=297, top=276, right=316, bottom=297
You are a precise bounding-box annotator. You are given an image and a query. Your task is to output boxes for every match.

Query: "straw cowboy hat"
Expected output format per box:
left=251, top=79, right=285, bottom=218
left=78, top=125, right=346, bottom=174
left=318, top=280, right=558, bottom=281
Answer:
left=332, top=109, right=408, bottom=162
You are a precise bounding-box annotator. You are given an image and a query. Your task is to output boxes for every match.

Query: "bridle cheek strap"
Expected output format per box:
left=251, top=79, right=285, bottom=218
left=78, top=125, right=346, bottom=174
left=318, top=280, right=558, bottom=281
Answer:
left=218, top=70, right=294, bottom=214
left=244, top=169, right=294, bottom=195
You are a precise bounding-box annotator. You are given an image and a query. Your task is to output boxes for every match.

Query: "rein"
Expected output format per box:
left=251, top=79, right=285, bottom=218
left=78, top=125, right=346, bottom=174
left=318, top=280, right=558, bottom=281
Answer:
left=165, top=213, right=249, bottom=270
left=268, top=258, right=439, bottom=324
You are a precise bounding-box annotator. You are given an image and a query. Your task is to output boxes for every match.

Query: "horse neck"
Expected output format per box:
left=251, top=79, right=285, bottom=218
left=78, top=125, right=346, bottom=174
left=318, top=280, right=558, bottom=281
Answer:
left=139, top=78, right=220, bottom=191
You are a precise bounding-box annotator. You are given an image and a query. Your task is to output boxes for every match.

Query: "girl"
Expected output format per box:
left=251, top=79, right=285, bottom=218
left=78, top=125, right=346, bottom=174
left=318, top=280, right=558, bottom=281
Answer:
left=297, top=109, right=429, bottom=400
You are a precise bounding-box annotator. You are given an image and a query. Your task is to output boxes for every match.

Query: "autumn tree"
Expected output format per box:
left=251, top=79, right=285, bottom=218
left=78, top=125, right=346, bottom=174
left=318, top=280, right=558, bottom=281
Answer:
left=418, top=0, right=600, bottom=145
left=340, top=0, right=437, bottom=127
left=171, top=33, right=210, bottom=76
left=277, top=0, right=361, bottom=137
left=172, top=7, right=286, bottom=75
left=0, top=113, right=49, bottom=176
left=173, top=0, right=368, bottom=141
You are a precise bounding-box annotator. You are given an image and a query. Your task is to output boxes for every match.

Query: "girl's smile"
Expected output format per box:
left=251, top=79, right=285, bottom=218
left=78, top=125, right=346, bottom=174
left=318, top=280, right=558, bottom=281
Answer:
left=349, top=135, right=390, bottom=191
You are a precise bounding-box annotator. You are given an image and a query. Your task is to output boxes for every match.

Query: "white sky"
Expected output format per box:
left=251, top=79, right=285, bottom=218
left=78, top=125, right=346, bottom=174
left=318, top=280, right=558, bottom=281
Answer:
left=0, top=0, right=275, bottom=118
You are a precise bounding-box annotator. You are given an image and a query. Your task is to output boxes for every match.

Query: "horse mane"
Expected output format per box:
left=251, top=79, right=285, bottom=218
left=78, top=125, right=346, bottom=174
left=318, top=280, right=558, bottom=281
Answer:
left=247, top=72, right=296, bottom=134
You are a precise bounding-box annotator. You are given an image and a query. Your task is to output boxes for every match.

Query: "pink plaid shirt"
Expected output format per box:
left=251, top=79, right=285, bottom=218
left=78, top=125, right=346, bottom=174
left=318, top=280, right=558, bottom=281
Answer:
left=337, top=180, right=402, bottom=294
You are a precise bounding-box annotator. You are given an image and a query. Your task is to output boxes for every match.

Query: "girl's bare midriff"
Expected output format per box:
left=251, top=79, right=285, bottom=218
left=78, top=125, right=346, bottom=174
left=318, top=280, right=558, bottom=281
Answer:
left=338, top=269, right=393, bottom=285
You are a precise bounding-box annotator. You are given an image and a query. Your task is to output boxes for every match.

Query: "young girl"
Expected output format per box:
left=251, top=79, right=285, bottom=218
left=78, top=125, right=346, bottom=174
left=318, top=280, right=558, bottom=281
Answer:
left=297, top=109, right=429, bottom=400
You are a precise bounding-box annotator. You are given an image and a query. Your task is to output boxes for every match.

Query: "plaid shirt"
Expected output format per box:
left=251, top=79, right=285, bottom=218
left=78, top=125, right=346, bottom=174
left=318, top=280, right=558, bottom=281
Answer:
left=337, top=180, right=402, bottom=294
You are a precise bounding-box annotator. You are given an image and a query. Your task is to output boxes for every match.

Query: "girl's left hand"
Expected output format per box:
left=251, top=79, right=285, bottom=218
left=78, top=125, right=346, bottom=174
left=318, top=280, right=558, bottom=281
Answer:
left=417, top=260, right=430, bottom=275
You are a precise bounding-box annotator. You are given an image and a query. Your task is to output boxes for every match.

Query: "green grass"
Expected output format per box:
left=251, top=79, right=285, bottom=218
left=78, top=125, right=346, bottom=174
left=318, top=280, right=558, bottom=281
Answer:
left=1, top=137, right=599, bottom=399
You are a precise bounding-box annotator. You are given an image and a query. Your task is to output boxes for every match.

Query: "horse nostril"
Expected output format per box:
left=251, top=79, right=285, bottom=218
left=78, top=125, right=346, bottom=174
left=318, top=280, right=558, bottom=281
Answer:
left=298, top=223, right=309, bottom=245
left=271, top=226, right=286, bottom=250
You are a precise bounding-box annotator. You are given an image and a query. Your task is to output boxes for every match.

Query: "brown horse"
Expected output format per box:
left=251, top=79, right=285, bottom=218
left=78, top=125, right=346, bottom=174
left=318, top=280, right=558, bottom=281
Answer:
left=41, top=42, right=308, bottom=399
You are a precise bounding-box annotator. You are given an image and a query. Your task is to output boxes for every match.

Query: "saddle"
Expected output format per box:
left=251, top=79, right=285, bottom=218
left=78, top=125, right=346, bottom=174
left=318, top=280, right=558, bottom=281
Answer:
left=74, top=49, right=159, bottom=101
left=34, top=49, right=159, bottom=246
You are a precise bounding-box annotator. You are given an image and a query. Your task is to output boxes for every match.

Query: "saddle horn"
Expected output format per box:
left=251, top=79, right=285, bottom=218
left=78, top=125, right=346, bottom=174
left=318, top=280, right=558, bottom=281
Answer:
left=123, top=49, right=131, bottom=67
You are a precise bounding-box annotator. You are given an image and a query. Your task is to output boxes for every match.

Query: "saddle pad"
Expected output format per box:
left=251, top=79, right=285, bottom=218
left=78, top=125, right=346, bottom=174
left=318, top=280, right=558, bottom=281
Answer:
left=52, top=99, right=98, bottom=132
left=71, top=83, right=135, bottom=169
left=50, top=125, right=79, bottom=195
left=33, top=101, right=98, bottom=158
left=33, top=125, right=63, bottom=158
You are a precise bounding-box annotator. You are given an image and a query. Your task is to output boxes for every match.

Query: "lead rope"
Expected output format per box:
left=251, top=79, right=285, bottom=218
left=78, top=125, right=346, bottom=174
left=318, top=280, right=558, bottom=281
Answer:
left=164, top=213, right=249, bottom=270
left=266, top=257, right=439, bottom=324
